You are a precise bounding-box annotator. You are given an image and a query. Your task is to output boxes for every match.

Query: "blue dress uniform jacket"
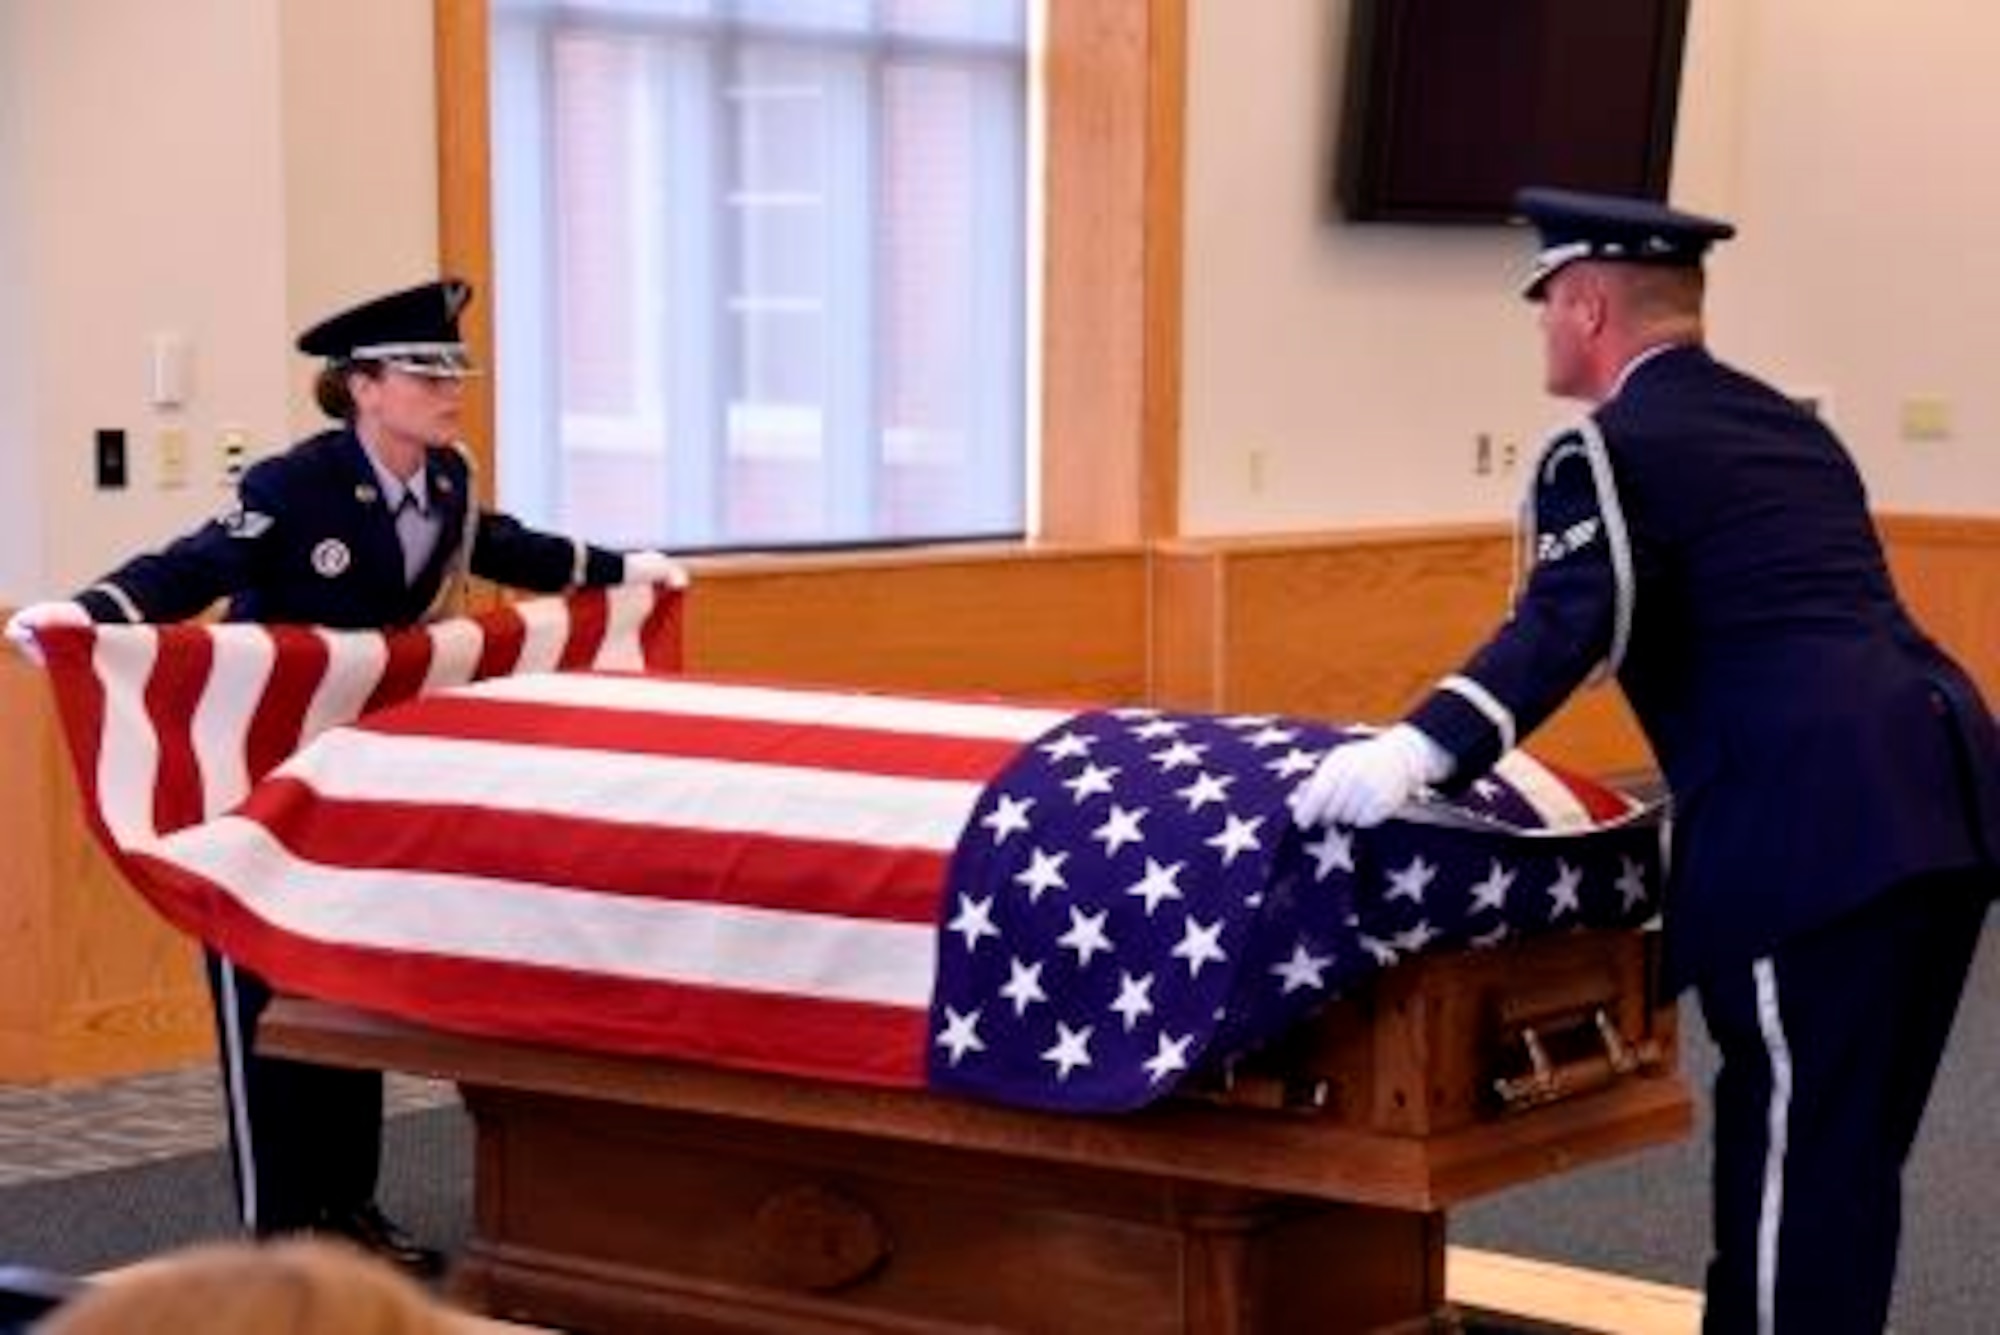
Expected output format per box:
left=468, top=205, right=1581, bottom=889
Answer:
left=75, top=428, right=626, bottom=629
left=1407, top=344, right=2000, bottom=993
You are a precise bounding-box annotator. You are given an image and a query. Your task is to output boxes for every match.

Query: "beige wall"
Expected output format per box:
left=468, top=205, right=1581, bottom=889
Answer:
left=1179, top=0, right=2000, bottom=534
left=0, top=0, right=436, bottom=600
left=1, top=0, right=293, bottom=595
left=0, top=3, right=38, bottom=589
left=0, top=0, right=1994, bottom=600
left=1714, top=0, right=1999, bottom=508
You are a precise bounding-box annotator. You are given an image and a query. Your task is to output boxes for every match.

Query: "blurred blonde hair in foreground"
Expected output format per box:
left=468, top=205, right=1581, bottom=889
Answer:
left=35, top=1238, right=467, bottom=1335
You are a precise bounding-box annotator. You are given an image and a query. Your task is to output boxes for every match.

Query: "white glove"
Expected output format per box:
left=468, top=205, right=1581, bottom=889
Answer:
left=5, top=599, right=92, bottom=667
left=621, top=550, right=690, bottom=589
left=1289, top=723, right=1453, bottom=829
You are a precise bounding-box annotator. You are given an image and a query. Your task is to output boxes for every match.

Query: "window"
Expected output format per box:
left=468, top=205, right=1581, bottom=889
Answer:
left=489, top=0, right=1030, bottom=551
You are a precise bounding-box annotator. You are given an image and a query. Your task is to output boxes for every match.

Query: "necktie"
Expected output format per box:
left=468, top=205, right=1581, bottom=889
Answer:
left=394, top=492, right=439, bottom=584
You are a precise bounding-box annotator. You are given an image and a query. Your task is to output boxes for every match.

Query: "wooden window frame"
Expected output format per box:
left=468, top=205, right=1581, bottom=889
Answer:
left=433, top=0, right=1183, bottom=544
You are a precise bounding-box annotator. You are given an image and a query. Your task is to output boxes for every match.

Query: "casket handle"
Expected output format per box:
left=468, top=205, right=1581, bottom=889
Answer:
left=1596, top=1006, right=1639, bottom=1074
left=1491, top=1007, right=1663, bottom=1112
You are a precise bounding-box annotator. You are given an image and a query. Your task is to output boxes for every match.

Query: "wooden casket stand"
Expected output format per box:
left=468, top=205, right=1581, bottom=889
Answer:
left=261, top=928, right=1690, bottom=1335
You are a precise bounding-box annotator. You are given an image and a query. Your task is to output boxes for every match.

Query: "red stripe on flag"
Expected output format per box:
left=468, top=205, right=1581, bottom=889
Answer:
left=361, top=622, right=436, bottom=716
left=1541, top=760, right=1639, bottom=822
left=472, top=603, right=527, bottom=681
left=638, top=588, right=683, bottom=673
left=39, top=629, right=114, bottom=845
left=147, top=626, right=216, bottom=835
left=556, top=587, right=610, bottom=669
left=360, top=694, right=1024, bottom=783
left=236, top=783, right=953, bottom=921
left=244, top=627, right=332, bottom=784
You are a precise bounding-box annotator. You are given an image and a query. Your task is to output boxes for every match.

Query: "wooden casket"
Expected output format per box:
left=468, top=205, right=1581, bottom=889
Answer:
left=263, top=925, right=1687, bottom=1335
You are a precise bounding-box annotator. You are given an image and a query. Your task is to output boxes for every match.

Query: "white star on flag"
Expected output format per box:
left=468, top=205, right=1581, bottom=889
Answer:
left=1271, top=943, right=1335, bottom=994
left=1014, top=847, right=1070, bottom=902
left=1110, top=971, right=1155, bottom=1031
left=1091, top=804, right=1149, bottom=858
left=1149, top=739, right=1209, bottom=772
left=1206, top=813, right=1264, bottom=866
left=1469, top=861, right=1516, bottom=913
left=1042, top=1022, right=1094, bottom=1081
left=1039, top=731, right=1095, bottom=763
left=1359, top=935, right=1399, bottom=967
left=1395, top=921, right=1438, bottom=953
left=1266, top=747, right=1323, bottom=779
left=1124, top=857, right=1186, bottom=916
left=935, top=1007, right=985, bottom=1064
left=999, top=958, right=1047, bottom=1015
left=1176, top=771, right=1233, bottom=813
left=1062, top=763, right=1119, bottom=803
left=1057, top=907, right=1115, bottom=968
left=1617, top=856, right=1649, bottom=910
left=1304, top=827, right=1355, bottom=880
left=947, top=894, right=999, bottom=952
left=1172, top=916, right=1227, bottom=977
left=1385, top=855, right=1437, bottom=904
left=1143, top=1032, right=1192, bottom=1083
left=1547, top=861, right=1583, bottom=918
left=980, top=793, right=1034, bottom=843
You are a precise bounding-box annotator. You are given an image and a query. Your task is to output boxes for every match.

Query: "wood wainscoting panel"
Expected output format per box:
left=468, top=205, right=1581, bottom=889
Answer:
left=1150, top=529, right=1653, bottom=777
left=0, top=647, right=210, bottom=1083
left=1881, top=513, right=2000, bottom=698
left=682, top=543, right=1150, bottom=705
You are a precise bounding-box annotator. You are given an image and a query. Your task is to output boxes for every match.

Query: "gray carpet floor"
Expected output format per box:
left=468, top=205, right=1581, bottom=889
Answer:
left=3, top=925, right=1995, bottom=1331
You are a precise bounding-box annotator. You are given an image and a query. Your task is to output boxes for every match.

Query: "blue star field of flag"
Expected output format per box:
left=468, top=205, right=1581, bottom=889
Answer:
left=925, top=708, right=1663, bottom=1112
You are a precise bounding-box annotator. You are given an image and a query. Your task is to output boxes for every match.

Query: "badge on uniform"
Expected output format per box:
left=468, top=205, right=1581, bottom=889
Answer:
left=355, top=483, right=379, bottom=505
left=219, top=505, right=275, bottom=540
left=311, top=539, right=353, bottom=578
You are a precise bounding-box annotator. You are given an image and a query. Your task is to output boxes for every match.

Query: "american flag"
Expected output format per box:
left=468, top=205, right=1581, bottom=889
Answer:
left=36, top=589, right=1662, bottom=1112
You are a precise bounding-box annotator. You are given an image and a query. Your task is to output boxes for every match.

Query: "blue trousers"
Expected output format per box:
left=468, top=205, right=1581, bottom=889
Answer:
left=1697, top=869, right=1991, bottom=1334
left=203, top=951, right=383, bottom=1235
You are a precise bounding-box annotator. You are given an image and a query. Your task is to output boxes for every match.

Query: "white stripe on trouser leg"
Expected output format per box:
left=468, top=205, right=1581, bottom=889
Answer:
left=1752, top=957, right=1793, bottom=1335
left=218, top=960, right=259, bottom=1232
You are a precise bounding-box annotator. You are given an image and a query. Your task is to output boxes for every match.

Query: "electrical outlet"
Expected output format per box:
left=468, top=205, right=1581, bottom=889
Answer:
left=158, top=427, right=189, bottom=489
left=1899, top=396, right=1952, bottom=442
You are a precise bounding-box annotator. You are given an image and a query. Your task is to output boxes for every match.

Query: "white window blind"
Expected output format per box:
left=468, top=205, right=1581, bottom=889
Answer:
left=490, top=0, right=1029, bottom=551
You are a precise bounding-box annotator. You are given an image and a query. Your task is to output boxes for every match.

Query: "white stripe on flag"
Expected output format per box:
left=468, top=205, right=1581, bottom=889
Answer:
left=596, top=586, right=654, bottom=671
left=275, top=729, right=988, bottom=851
left=191, top=627, right=276, bottom=820
left=1492, top=751, right=1591, bottom=831
left=461, top=672, right=1076, bottom=742
left=420, top=615, right=488, bottom=696
left=301, top=629, right=388, bottom=747
left=156, top=818, right=938, bottom=1006
left=93, top=629, right=164, bottom=846
left=515, top=595, right=577, bottom=673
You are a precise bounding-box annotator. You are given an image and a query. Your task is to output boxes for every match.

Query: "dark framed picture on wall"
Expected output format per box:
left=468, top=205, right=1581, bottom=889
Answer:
left=1338, top=0, right=1692, bottom=223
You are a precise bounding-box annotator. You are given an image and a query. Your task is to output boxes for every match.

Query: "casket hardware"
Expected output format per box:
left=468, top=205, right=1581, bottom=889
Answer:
left=1490, top=1005, right=1664, bottom=1113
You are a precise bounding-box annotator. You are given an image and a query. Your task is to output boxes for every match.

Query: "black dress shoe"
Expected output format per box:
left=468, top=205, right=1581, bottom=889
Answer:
left=318, top=1202, right=446, bottom=1279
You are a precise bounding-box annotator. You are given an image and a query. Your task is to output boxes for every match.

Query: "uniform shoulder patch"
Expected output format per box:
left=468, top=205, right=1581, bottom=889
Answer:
left=218, top=505, right=275, bottom=539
